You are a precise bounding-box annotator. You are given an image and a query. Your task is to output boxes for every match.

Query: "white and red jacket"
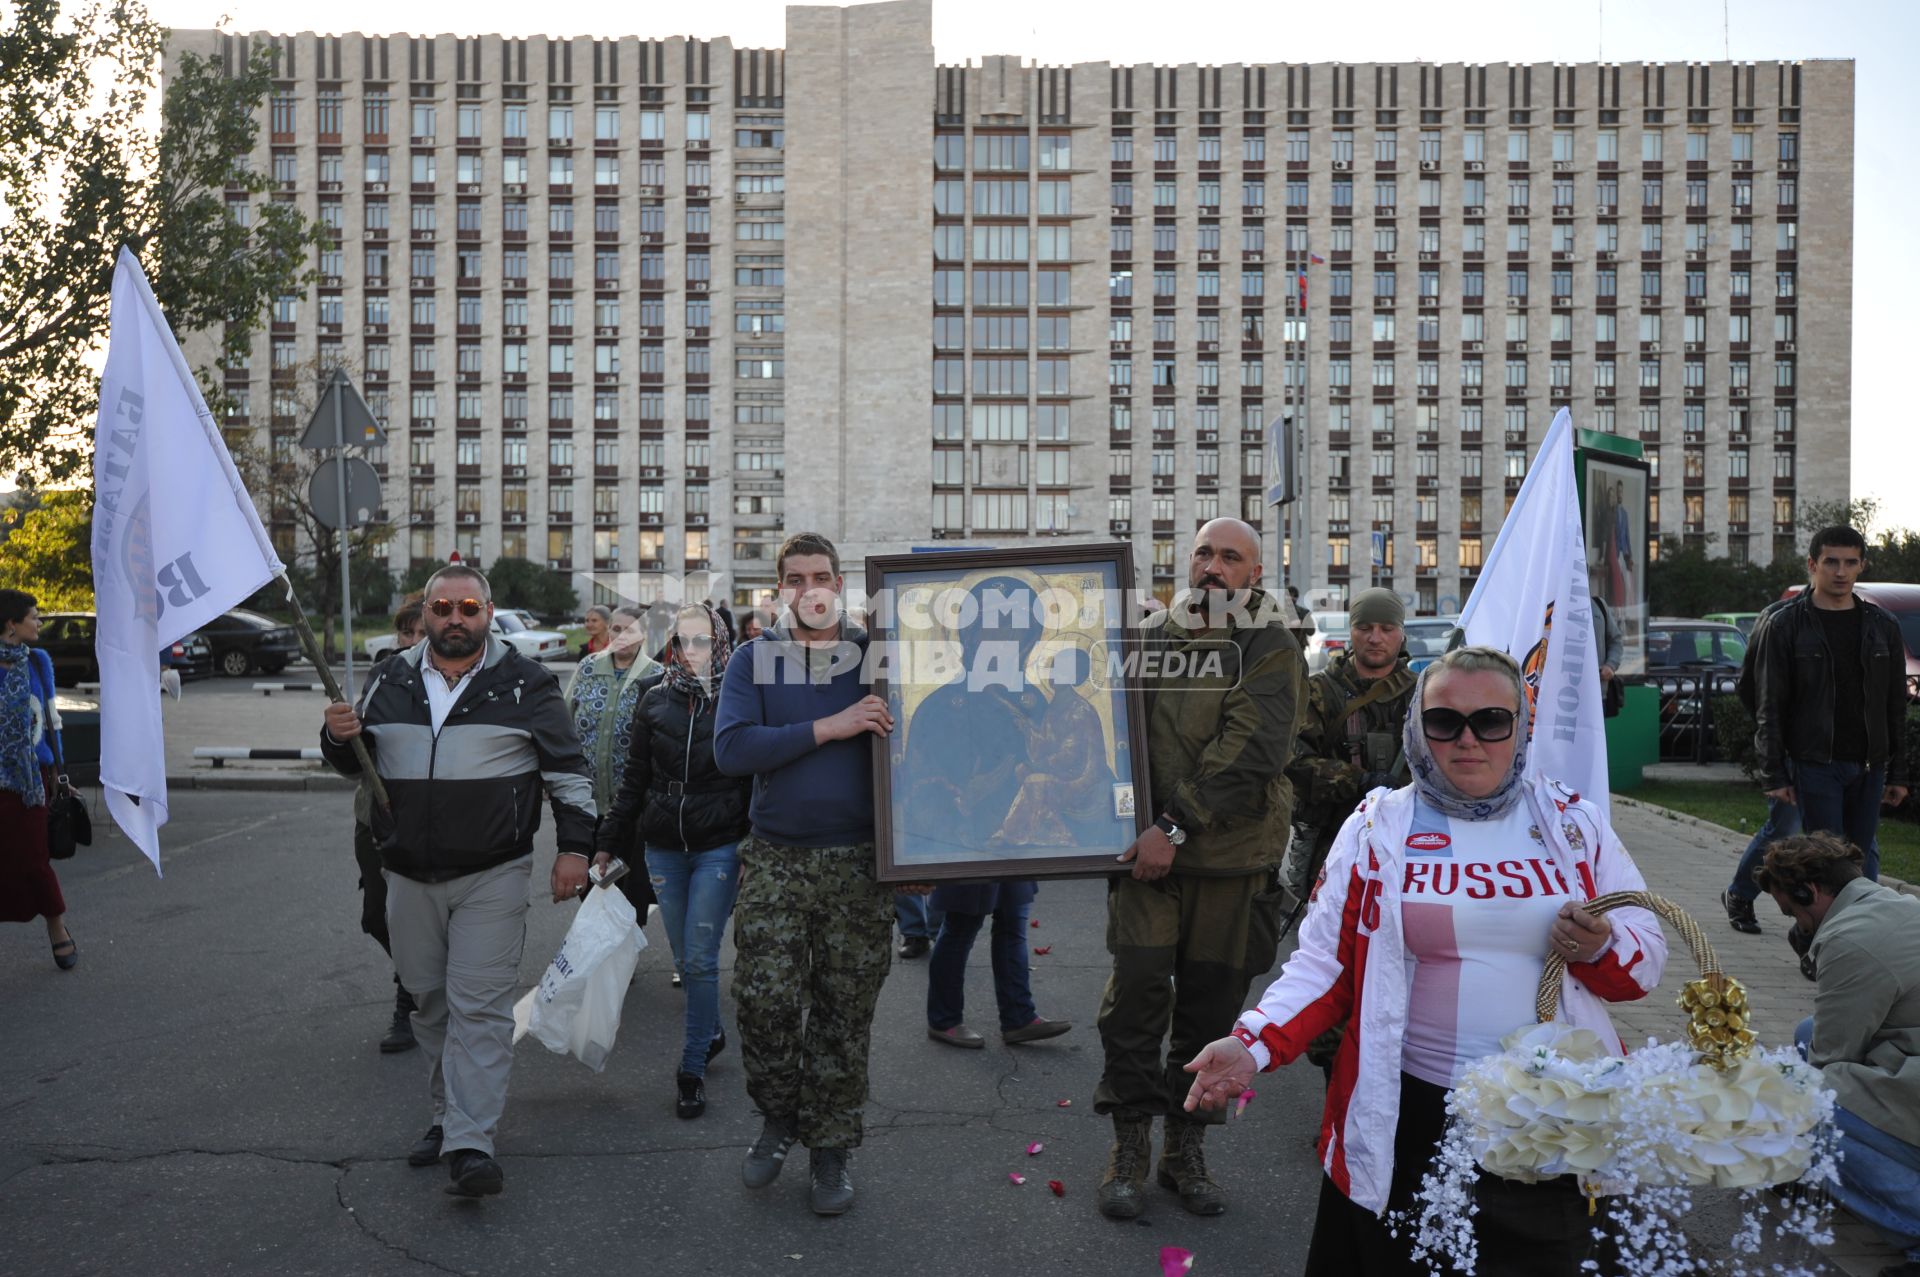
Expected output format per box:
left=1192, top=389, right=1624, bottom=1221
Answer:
left=1233, top=777, right=1666, bottom=1215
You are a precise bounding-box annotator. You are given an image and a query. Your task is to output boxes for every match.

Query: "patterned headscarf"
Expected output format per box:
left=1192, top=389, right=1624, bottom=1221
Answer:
left=1400, top=659, right=1530, bottom=821
left=659, top=601, right=734, bottom=701
left=0, top=642, right=47, bottom=806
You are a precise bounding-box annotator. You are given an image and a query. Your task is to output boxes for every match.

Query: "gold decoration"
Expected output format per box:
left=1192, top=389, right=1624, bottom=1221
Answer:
left=1680, top=974, right=1754, bottom=1070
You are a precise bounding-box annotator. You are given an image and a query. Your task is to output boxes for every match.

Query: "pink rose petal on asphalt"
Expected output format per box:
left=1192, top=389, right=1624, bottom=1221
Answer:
left=1031, top=919, right=1041, bottom=928
left=1056, top=1099, right=1073, bottom=1107
left=1033, top=945, right=1052, bottom=956
left=1047, top=1179, right=1065, bottom=1197
left=1026, top=1141, right=1044, bottom=1156
left=1160, top=1248, right=1195, bottom=1277
left=1008, top=1172, right=1026, bottom=1185
left=1234, top=1089, right=1256, bottom=1118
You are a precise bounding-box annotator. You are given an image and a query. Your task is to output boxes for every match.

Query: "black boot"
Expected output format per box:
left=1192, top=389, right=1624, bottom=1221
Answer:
left=380, top=982, right=417, bottom=1054
left=676, top=1071, right=706, bottom=1119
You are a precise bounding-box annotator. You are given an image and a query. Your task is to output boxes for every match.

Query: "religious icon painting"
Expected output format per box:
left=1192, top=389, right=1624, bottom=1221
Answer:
left=864, top=543, right=1153, bottom=882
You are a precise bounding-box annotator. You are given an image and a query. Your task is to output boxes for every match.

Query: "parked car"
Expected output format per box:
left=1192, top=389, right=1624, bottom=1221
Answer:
left=36, top=612, right=213, bottom=686
left=196, top=608, right=301, bottom=677
left=364, top=610, right=569, bottom=664
left=1702, top=611, right=1761, bottom=638
left=1778, top=581, right=1920, bottom=700
left=1401, top=615, right=1461, bottom=673
left=1304, top=611, right=1350, bottom=673
left=1640, top=618, right=1749, bottom=761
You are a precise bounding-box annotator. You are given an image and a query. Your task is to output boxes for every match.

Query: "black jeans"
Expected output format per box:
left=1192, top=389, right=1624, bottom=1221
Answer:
left=1303, top=1072, right=1612, bottom=1277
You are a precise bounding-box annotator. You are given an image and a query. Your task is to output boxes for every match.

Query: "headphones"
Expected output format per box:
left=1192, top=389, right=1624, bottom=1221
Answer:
left=1786, top=879, right=1816, bottom=908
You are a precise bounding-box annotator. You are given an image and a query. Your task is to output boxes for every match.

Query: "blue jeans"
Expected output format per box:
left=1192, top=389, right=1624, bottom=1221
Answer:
left=1796, top=1019, right=1920, bottom=1259
left=646, top=841, right=741, bottom=1077
left=927, top=898, right=1037, bottom=1033
left=895, top=891, right=945, bottom=941
left=1728, top=793, right=1803, bottom=902
left=1795, top=759, right=1885, bottom=880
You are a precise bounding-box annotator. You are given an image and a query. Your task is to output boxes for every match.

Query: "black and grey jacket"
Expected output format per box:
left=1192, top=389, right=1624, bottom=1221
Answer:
left=320, top=637, right=598, bottom=883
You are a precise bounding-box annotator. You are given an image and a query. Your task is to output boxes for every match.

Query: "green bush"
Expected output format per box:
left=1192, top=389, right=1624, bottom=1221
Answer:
left=1711, top=695, right=1760, bottom=781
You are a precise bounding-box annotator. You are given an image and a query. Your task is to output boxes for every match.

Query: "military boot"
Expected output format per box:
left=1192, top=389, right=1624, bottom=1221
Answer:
left=1096, top=1114, right=1154, bottom=1219
left=1157, top=1118, right=1227, bottom=1215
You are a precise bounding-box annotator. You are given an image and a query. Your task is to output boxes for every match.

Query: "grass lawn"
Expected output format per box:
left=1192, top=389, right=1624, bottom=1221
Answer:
left=1623, top=779, right=1920, bottom=885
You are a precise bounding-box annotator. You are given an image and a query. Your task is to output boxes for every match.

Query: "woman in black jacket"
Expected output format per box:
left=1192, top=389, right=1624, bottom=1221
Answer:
left=595, top=601, right=750, bottom=1118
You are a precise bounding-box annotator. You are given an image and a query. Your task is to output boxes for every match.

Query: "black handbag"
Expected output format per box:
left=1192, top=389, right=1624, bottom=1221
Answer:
left=44, top=723, right=90, bottom=861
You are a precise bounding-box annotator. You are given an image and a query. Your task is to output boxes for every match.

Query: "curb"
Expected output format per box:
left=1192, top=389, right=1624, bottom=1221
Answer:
left=165, top=772, right=356, bottom=793
left=1614, top=792, right=1920, bottom=901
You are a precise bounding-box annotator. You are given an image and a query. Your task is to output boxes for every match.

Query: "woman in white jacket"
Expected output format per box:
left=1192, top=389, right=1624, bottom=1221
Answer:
left=1185, top=646, right=1667, bottom=1275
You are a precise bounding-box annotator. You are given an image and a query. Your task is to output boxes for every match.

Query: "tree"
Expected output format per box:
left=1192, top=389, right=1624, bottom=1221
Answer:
left=1645, top=534, right=1804, bottom=617
left=486, top=557, right=579, bottom=618
left=0, top=490, right=94, bottom=609
left=0, top=2, right=324, bottom=482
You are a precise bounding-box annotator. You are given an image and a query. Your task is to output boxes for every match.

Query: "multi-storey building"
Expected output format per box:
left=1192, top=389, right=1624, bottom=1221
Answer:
left=171, top=0, right=1851, bottom=610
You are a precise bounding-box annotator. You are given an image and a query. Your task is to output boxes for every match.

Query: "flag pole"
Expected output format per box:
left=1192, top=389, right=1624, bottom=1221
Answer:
left=278, top=575, right=389, bottom=811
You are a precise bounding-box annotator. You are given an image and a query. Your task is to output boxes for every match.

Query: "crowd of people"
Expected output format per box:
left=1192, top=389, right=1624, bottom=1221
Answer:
left=6, top=523, right=1912, bottom=1274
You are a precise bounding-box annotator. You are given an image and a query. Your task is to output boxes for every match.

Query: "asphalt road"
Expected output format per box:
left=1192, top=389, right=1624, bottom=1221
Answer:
left=0, top=790, right=1328, bottom=1277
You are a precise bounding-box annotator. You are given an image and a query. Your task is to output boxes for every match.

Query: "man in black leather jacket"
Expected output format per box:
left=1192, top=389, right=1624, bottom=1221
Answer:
left=1748, top=526, right=1909, bottom=881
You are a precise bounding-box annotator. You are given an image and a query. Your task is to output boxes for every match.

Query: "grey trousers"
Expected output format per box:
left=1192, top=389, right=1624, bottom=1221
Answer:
left=385, top=856, right=533, bottom=1157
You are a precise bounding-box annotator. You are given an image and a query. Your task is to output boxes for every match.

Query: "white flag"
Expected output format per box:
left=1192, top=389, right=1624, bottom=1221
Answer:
left=91, top=248, right=284, bottom=872
left=1456, top=407, right=1610, bottom=817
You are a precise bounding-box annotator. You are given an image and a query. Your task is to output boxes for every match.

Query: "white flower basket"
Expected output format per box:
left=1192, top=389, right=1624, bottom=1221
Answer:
left=1453, top=891, right=1832, bottom=1191
left=1402, top=893, right=1841, bottom=1277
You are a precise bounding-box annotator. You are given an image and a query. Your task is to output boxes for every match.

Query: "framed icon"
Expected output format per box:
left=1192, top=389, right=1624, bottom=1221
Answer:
left=864, top=543, right=1153, bottom=882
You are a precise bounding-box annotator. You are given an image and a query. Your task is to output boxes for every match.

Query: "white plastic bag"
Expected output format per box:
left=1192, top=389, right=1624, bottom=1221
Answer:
left=512, top=884, right=645, bottom=1072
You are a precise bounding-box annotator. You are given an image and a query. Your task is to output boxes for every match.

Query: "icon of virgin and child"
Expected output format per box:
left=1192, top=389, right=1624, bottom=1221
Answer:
left=890, top=575, right=1131, bottom=862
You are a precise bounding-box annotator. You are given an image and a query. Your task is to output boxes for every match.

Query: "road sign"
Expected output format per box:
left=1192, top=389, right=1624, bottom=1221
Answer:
left=1371, top=530, right=1387, bottom=567
left=299, top=369, right=386, bottom=450
left=308, top=456, right=382, bottom=530
left=1265, top=414, right=1297, bottom=507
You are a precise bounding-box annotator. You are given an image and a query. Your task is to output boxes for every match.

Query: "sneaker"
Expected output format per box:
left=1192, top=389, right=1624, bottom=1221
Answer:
left=1002, top=1017, right=1073, bottom=1045
left=671, top=970, right=683, bottom=989
left=676, top=1071, right=706, bottom=1120
left=444, top=1149, right=503, bottom=1197
left=407, top=1125, right=444, bottom=1168
left=742, top=1115, right=800, bottom=1189
left=707, top=1028, right=728, bottom=1064
left=1721, top=890, right=1762, bottom=936
left=898, top=936, right=930, bottom=960
left=809, top=1147, right=855, bottom=1216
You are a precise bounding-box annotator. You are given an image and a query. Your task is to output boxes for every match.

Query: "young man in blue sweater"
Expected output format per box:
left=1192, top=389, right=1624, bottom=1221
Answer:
left=713, top=531, right=904, bottom=1217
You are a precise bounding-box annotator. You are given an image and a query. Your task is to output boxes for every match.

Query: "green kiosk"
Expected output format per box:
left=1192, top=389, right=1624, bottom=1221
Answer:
left=1576, top=429, right=1658, bottom=791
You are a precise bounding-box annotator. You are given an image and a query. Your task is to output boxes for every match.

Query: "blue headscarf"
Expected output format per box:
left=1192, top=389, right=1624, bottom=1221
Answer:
left=1400, top=658, right=1530, bottom=821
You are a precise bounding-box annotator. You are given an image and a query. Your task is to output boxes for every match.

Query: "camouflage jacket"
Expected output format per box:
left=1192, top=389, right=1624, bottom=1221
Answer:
left=1285, top=650, right=1417, bottom=835
left=1145, top=585, right=1307, bottom=876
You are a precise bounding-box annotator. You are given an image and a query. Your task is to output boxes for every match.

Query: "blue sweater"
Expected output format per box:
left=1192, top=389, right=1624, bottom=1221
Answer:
left=712, top=625, right=876, bottom=847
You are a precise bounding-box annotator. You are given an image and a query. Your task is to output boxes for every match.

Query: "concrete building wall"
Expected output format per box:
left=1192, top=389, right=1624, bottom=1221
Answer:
left=169, top=10, right=1852, bottom=613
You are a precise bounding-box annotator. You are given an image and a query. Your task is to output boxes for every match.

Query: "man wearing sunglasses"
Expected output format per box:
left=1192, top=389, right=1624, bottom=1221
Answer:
left=320, top=564, right=598, bottom=1200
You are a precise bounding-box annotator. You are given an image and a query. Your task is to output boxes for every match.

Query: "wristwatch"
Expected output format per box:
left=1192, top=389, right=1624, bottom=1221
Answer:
left=1154, top=814, right=1188, bottom=846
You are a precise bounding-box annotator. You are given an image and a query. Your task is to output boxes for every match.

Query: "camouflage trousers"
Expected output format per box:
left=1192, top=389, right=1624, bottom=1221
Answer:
left=732, top=836, right=895, bottom=1150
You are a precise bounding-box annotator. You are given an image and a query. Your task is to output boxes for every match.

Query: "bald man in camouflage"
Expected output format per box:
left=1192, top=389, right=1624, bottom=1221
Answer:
left=1095, top=518, right=1306, bottom=1221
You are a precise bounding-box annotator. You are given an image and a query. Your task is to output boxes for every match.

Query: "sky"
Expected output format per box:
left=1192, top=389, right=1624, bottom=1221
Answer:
left=137, top=0, right=1918, bottom=531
